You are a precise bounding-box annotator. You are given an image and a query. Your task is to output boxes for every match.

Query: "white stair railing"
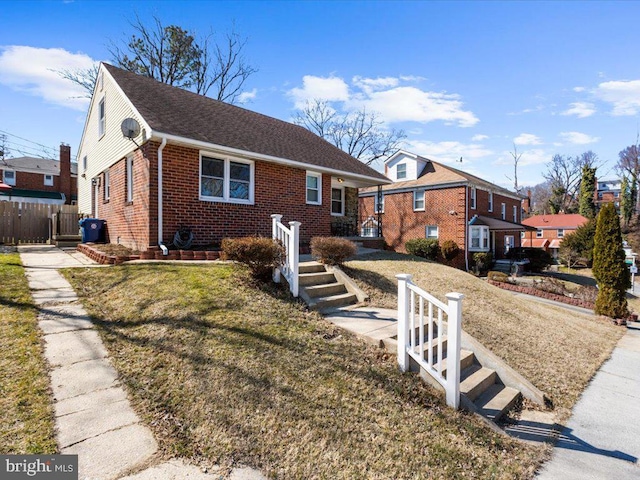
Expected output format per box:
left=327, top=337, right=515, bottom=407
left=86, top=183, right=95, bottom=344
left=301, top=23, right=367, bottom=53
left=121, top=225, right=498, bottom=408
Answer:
left=271, top=214, right=301, bottom=297
left=396, top=274, right=464, bottom=409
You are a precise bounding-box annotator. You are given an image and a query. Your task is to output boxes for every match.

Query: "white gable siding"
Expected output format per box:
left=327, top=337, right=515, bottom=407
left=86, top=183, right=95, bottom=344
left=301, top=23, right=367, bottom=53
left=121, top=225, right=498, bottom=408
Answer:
left=385, top=152, right=427, bottom=182
left=76, top=66, right=148, bottom=214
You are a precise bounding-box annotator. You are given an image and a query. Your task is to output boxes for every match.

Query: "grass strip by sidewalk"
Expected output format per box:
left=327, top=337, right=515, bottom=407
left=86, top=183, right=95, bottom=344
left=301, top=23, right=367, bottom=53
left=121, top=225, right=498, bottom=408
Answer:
left=0, top=253, right=56, bottom=454
left=344, top=251, right=625, bottom=411
left=64, top=263, right=544, bottom=479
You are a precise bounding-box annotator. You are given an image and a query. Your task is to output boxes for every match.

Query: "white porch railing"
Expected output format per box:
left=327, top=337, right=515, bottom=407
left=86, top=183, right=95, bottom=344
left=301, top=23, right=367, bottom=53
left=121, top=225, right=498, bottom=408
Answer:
left=271, top=214, right=301, bottom=297
left=396, top=274, right=464, bottom=409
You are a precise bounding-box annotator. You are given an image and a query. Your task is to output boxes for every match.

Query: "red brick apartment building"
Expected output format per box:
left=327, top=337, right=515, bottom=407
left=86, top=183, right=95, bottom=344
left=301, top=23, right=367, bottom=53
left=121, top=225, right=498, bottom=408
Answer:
left=521, top=213, right=588, bottom=259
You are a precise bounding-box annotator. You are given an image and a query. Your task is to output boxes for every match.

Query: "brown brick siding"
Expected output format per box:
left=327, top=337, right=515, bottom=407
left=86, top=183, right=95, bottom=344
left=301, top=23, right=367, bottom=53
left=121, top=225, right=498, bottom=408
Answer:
left=94, top=142, right=333, bottom=250
left=359, top=185, right=523, bottom=269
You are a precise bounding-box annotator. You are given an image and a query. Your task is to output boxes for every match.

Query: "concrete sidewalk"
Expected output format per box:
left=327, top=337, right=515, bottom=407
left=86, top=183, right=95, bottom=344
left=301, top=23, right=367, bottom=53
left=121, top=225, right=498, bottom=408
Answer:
left=19, top=245, right=265, bottom=480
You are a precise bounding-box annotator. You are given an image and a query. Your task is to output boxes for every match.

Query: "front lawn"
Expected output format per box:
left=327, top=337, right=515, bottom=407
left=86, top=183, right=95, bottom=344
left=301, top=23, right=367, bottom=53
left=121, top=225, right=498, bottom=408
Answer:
left=0, top=253, right=56, bottom=454
left=63, top=263, right=543, bottom=478
left=344, top=251, right=624, bottom=411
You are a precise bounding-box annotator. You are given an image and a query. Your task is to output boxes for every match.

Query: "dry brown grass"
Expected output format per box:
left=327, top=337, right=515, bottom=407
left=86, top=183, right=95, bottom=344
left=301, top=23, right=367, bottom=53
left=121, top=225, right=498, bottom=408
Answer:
left=0, top=253, right=56, bottom=453
left=344, top=251, right=624, bottom=410
left=63, top=263, right=544, bottom=479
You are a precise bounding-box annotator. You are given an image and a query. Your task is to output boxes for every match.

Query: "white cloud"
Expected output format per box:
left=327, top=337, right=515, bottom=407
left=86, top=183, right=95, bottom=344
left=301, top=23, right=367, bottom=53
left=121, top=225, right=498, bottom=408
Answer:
left=404, top=139, right=493, bottom=164
left=237, top=88, right=257, bottom=103
left=513, top=133, right=542, bottom=145
left=561, top=102, right=596, bottom=118
left=0, top=45, right=97, bottom=111
left=559, top=131, right=600, bottom=145
left=288, top=75, right=478, bottom=127
left=573, top=86, right=586, bottom=92
left=287, top=75, right=349, bottom=108
left=595, top=80, right=640, bottom=115
left=471, top=134, right=489, bottom=141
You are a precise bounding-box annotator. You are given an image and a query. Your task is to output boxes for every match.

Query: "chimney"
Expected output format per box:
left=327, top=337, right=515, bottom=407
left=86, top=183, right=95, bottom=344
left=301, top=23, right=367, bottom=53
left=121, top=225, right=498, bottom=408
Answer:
left=59, top=143, right=71, bottom=204
left=521, top=189, right=532, bottom=216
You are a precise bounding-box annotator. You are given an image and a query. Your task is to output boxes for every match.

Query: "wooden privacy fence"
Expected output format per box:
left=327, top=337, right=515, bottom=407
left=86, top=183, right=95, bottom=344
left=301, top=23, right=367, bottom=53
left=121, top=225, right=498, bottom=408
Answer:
left=0, top=202, right=80, bottom=245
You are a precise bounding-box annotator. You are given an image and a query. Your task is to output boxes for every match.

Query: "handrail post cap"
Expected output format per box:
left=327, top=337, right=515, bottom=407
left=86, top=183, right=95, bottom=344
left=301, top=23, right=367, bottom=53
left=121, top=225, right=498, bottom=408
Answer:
left=446, top=292, right=465, bottom=301
left=395, top=273, right=413, bottom=281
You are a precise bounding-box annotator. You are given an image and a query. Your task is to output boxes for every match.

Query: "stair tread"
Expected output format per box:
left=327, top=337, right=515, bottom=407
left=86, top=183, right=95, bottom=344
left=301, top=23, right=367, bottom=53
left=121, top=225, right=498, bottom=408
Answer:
left=460, top=367, right=496, bottom=400
left=475, top=384, right=521, bottom=421
left=304, top=282, right=345, bottom=290
left=315, top=292, right=357, bottom=302
left=434, top=349, right=474, bottom=374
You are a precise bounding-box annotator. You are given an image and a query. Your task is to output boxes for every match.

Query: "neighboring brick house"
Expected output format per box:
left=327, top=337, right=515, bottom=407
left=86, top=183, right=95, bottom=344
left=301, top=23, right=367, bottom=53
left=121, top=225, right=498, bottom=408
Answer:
left=76, top=63, right=389, bottom=251
left=521, top=213, right=588, bottom=259
left=0, top=144, right=77, bottom=205
left=595, top=178, right=621, bottom=211
left=359, top=151, right=527, bottom=269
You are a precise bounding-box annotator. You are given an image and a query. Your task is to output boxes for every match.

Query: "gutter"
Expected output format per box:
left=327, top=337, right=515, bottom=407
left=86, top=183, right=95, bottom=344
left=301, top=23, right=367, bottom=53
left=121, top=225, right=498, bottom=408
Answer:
left=157, top=136, right=167, bottom=245
left=465, top=186, right=469, bottom=272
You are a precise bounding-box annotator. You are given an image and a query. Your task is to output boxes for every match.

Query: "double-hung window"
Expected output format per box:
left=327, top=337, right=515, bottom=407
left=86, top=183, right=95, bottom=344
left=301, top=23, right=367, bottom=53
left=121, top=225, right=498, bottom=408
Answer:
left=488, top=191, right=493, bottom=212
left=331, top=187, right=344, bottom=215
left=426, top=225, right=438, bottom=239
left=513, top=205, right=518, bottom=223
left=557, top=229, right=564, bottom=238
left=3, top=169, right=15, bottom=186
left=470, top=187, right=476, bottom=209
left=306, top=172, right=322, bottom=205
left=501, top=203, right=506, bottom=220
left=201, top=155, right=253, bottom=203
left=414, top=190, right=425, bottom=210
left=469, top=225, right=489, bottom=251
left=397, top=163, right=407, bottom=180
left=98, top=97, right=106, bottom=138
left=536, top=229, right=543, bottom=238
left=44, top=174, right=54, bottom=186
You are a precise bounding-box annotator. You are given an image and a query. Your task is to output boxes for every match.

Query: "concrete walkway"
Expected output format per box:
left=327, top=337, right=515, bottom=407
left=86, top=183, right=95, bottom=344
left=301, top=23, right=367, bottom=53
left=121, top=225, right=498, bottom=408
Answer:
left=18, top=245, right=265, bottom=480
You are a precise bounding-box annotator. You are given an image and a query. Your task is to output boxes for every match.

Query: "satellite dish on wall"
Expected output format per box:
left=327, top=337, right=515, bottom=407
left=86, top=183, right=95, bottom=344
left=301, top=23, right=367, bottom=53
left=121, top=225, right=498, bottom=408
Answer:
left=121, top=118, right=141, bottom=139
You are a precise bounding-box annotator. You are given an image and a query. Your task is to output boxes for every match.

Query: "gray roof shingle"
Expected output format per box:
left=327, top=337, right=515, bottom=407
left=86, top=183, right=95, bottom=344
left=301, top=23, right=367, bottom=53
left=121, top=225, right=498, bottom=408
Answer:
left=104, top=63, right=388, bottom=183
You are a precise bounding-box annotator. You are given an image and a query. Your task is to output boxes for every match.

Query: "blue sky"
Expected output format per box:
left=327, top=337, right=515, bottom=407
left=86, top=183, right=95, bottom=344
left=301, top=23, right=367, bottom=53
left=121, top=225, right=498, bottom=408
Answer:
left=2, top=0, right=640, bottom=189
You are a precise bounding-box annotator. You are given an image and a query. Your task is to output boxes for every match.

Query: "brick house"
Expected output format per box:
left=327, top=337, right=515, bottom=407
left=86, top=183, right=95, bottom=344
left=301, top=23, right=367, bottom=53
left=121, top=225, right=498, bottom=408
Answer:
left=0, top=144, right=77, bottom=205
left=76, top=63, right=389, bottom=251
left=521, top=213, right=588, bottom=259
left=359, top=151, right=527, bottom=269
left=595, top=178, right=621, bottom=211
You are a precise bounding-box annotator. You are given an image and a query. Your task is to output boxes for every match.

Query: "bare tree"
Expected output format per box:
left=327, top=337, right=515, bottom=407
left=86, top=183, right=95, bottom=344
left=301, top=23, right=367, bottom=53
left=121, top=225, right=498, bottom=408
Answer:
left=294, top=99, right=405, bottom=165
left=57, top=15, right=256, bottom=104
left=543, top=152, right=598, bottom=213
left=505, top=143, right=522, bottom=194
left=617, top=140, right=640, bottom=213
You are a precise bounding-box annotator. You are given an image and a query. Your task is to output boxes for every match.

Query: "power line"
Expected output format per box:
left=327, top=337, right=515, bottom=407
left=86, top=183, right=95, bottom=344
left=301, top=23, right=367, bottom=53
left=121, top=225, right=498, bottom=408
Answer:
left=0, top=129, right=78, bottom=161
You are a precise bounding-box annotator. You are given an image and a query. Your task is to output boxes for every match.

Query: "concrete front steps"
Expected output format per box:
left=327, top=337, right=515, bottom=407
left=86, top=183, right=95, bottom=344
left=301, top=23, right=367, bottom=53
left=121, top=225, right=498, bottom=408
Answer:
left=384, top=324, right=546, bottom=427
left=298, top=261, right=367, bottom=312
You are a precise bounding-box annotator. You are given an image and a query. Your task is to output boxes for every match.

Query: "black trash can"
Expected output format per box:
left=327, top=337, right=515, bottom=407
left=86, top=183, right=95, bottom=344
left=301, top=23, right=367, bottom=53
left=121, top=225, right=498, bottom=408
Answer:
left=79, top=218, right=105, bottom=243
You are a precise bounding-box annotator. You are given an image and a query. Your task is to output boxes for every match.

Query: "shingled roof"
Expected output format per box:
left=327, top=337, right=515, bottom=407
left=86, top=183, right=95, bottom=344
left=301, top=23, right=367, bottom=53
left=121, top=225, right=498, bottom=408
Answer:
left=103, top=63, right=388, bottom=183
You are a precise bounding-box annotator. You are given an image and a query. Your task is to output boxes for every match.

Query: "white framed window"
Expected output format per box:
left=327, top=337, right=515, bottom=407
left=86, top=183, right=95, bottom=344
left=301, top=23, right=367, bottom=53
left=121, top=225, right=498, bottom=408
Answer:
left=44, top=174, right=53, bottom=186
left=470, top=187, right=476, bottom=209
left=126, top=156, right=133, bottom=203
left=426, top=225, right=439, bottom=239
left=98, top=97, right=106, bottom=138
left=361, top=216, right=379, bottom=238
left=504, top=235, right=515, bottom=254
left=501, top=202, right=506, bottom=220
left=306, top=171, right=322, bottom=205
left=536, top=229, right=543, bottom=238
left=82, top=156, right=87, bottom=171
left=104, top=170, right=110, bottom=201
left=374, top=193, right=384, bottom=213
left=414, top=190, right=425, bottom=211
left=3, top=169, right=15, bottom=186
left=200, top=154, right=254, bottom=204
left=488, top=191, right=493, bottom=212
left=520, top=231, right=525, bottom=239
left=469, top=225, right=490, bottom=251
left=331, top=187, right=344, bottom=216
left=397, top=163, right=407, bottom=180
left=513, top=205, right=518, bottom=223
left=557, top=229, right=564, bottom=238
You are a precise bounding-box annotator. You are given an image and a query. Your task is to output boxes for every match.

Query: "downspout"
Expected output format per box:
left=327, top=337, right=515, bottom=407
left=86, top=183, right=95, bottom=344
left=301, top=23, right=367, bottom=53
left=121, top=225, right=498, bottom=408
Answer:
left=465, top=185, right=469, bottom=272
left=157, top=137, right=167, bottom=252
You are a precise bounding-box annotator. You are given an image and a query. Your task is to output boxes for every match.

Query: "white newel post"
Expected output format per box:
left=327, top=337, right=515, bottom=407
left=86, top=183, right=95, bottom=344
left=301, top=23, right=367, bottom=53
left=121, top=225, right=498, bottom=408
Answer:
left=396, top=274, right=412, bottom=372
left=271, top=214, right=282, bottom=283
left=445, top=292, right=464, bottom=409
left=289, top=221, right=301, bottom=297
